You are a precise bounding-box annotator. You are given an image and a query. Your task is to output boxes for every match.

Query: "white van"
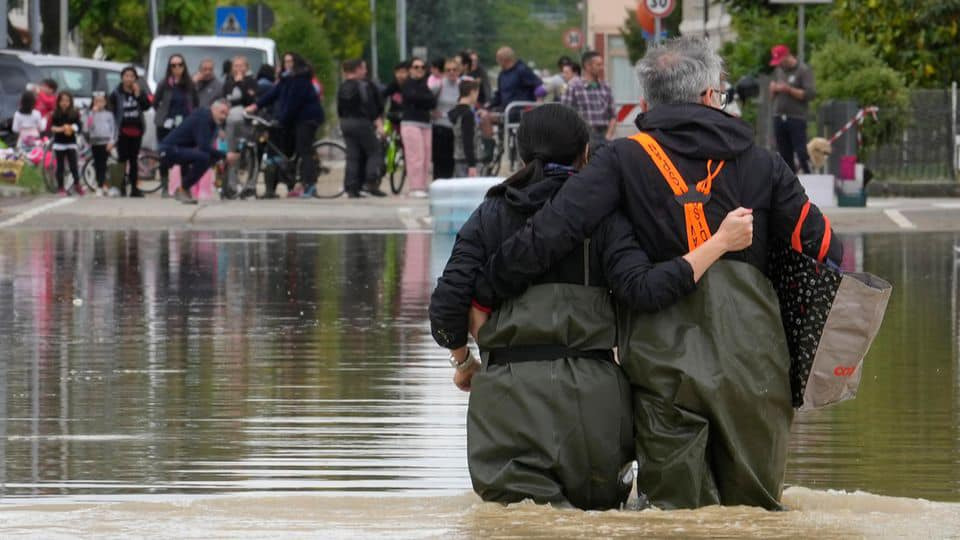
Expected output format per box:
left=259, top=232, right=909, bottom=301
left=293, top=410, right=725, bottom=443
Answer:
left=146, top=35, right=278, bottom=94
left=143, top=35, right=277, bottom=148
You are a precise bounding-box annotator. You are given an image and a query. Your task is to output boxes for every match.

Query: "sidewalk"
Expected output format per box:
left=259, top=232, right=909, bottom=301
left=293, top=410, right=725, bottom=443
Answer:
left=1, top=194, right=959, bottom=233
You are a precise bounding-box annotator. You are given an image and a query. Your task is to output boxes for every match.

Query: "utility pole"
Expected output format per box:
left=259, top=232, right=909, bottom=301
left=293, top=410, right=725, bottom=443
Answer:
left=0, top=0, right=8, bottom=49
left=396, top=0, right=406, bottom=60
left=148, top=0, right=159, bottom=39
left=59, top=0, right=67, bottom=55
left=370, top=0, right=378, bottom=78
left=29, top=0, right=40, bottom=53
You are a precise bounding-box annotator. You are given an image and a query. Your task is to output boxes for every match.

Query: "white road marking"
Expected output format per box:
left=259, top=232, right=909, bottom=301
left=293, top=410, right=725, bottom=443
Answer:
left=0, top=198, right=76, bottom=228
left=883, top=209, right=917, bottom=229
left=933, top=202, right=960, bottom=209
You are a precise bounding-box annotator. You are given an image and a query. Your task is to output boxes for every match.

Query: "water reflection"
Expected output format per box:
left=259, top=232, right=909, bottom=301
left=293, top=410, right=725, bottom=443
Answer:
left=0, top=230, right=957, bottom=505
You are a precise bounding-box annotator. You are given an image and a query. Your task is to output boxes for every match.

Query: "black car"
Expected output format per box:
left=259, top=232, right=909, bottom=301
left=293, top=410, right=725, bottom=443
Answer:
left=0, top=53, right=41, bottom=144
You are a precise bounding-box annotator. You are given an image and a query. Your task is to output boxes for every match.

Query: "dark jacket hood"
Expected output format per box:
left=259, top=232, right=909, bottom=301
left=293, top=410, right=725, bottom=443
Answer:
left=502, top=169, right=568, bottom=214
left=634, top=103, right=754, bottom=160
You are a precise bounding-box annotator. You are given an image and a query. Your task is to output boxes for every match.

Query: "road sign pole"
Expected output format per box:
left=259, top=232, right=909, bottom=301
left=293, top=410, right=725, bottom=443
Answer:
left=654, top=16, right=661, bottom=45
left=370, top=0, right=378, bottom=79
left=797, top=4, right=805, bottom=64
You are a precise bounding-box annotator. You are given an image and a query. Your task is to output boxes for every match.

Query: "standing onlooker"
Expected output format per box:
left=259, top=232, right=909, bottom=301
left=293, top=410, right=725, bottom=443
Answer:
left=222, top=55, right=259, bottom=199
left=154, top=54, right=199, bottom=197
left=769, top=44, right=815, bottom=174
left=427, top=58, right=445, bottom=94
left=382, top=61, right=409, bottom=126
left=463, top=49, right=491, bottom=106
left=562, top=51, right=616, bottom=153
left=33, top=78, right=58, bottom=129
left=194, top=58, right=224, bottom=108
left=255, top=64, right=276, bottom=100
left=247, top=52, right=326, bottom=198
left=432, top=57, right=462, bottom=180
left=448, top=80, right=480, bottom=178
left=480, top=47, right=544, bottom=158
left=337, top=59, right=386, bottom=198
left=86, top=92, right=115, bottom=197
left=12, top=91, right=43, bottom=148
left=50, top=91, right=83, bottom=196
left=399, top=57, right=437, bottom=198
left=110, top=66, right=151, bottom=197
left=560, top=62, right=581, bottom=97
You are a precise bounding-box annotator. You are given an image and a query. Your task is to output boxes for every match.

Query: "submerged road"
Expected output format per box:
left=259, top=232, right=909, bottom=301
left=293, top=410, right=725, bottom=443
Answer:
left=0, top=195, right=959, bottom=232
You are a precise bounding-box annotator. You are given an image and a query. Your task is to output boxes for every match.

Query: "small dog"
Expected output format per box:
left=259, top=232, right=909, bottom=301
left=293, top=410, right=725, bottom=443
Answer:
left=807, top=137, right=832, bottom=173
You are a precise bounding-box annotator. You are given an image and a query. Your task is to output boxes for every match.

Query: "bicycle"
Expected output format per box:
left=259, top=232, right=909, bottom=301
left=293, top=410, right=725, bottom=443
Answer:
left=240, top=113, right=347, bottom=199
left=478, top=102, right=539, bottom=177
left=382, top=116, right=406, bottom=194
left=79, top=147, right=162, bottom=194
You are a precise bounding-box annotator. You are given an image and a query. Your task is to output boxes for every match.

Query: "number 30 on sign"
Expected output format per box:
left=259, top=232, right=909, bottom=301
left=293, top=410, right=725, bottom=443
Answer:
left=644, top=0, right=676, bottom=18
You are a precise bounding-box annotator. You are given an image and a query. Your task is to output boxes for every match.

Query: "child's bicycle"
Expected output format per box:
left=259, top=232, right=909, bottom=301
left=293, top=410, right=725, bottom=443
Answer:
left=382, top=115, right=405, bottom=194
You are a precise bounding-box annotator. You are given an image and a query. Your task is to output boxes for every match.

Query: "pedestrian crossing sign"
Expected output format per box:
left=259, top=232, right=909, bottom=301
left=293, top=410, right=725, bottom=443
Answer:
left=215, top=6, right=248, bottom=36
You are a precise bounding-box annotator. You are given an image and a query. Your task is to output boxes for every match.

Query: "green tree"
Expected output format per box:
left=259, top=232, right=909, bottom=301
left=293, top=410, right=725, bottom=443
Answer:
left=833, top=0, right=960, bottom=88
left=810, top=38, right=909, bottom=153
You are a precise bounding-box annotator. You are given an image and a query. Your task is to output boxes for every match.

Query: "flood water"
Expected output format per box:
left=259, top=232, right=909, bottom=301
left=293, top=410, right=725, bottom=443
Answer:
left=0, top=230, right=958, bottom=538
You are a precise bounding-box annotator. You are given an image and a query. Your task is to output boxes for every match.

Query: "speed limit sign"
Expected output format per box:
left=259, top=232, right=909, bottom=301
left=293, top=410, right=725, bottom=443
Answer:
left=643, top=0, right=676, bottom=18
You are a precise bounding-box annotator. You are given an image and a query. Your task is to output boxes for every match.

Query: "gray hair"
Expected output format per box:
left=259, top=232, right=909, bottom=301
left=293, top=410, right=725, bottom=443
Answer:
left=635, top=36, right=724, bottom=108
left=211, top=98, right=230, bottom=110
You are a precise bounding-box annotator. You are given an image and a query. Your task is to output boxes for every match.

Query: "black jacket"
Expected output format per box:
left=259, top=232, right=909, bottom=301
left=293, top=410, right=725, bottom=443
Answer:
left=257, top=68, right=325, bottom=127
left=337, top=79, right=383, bottom=122
left=110, top=83, right=151, bottom=136
left=477, top=103, right=841, bottom=306
left=223, top=75, right=258, bottom=107
left=399, top=77, right=436, bottom=124
left=159, top=107, right=224, bottom=160
left=429, top=167, right=695, bottom=350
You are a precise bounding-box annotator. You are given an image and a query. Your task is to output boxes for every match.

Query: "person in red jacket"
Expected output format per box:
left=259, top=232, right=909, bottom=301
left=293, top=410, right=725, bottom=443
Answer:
left=33, top=78, right=58, bottom=131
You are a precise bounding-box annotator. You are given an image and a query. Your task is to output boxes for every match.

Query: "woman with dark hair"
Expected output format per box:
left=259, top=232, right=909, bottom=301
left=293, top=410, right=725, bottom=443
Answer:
left=222, top=55, right=260, bottom=199
left=154, top=54, right=199, bottom=196
left=399, top=57, right=436, bottom=197
left=12, top=90, right=43, bottom=148
left=247, top=51, right=326, bottom=198
left=110, top=66, right=151, bottom=197
left=429, top=103, right=754, bottom=510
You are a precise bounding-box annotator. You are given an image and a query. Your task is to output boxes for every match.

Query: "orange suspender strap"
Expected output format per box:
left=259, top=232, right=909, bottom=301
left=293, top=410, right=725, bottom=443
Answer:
left=791, top=201, right=811, bottom=253
left=817, top=214, right=832, bottom=263
left=629, top=132, right=724, bottom=252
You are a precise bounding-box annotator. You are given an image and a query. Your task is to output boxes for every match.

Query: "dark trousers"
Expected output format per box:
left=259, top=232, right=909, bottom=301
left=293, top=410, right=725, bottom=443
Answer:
left=161, top=146, right=213, bottom=191
left=55, top=149, right=80, bottom=190
left=91, top=144, right=109, bottom=188
left=432, top=125, right=455, bottom=180
left=774, top=116, right=811, bottom=174
left=116, top=134, right=142, bottom=190
left=284, top=120, right=319, bottom=186
left=157, top=126, right=172, bottom=185
left=341, top=117, right=382, bottom=193
left=589, top=126, right=609, bottom=159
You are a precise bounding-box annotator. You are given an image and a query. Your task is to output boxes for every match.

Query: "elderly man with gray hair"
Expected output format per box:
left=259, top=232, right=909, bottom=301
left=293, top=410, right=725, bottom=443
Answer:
left=472, top=37, right=841, bottom=510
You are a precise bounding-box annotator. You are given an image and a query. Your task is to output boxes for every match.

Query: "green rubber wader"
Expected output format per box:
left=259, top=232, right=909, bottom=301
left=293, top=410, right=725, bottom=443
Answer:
left=470, top=282, right=635, bottom=510
left=617, top=260, right=794, bottom=511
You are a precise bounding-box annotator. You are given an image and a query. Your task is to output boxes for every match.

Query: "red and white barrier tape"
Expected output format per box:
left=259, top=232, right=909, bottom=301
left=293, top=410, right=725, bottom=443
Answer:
left=828, top=106, right=879, bottom=147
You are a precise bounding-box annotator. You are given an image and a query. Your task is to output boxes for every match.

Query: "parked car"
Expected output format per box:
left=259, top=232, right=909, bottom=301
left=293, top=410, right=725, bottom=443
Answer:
left=0, top=52, right=42, bottom=142
left=1, top=50, right=138, bottom=111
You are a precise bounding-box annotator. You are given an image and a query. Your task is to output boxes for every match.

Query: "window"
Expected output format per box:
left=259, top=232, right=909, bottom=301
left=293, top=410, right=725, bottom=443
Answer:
left=154, top=46, right=269, bottom=85
left=0, top=66, right=29, bottom=94
left=101, top=71, right=122, bottom=93
left=38, top=66, right=94, bottom=96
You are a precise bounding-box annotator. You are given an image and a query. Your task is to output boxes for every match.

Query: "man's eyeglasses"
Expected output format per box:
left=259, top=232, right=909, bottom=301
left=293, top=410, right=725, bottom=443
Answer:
left=445, top=68, right=459, bottom=73
left=701, top=88, right=728, bottom=110
left=410, top=64, right=425, bottom=70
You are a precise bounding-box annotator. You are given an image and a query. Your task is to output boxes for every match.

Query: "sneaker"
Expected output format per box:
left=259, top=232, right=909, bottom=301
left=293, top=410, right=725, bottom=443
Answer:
left=408, top=189, right=429, bottom=199
left=221, top=187, right=238, bottom=200
left=287, top=183, right=304, bottom=198
left=72, top=184, right=85, bottom=197
left=95, top=187, right=104, bottom=197
left=363, top=186, right=388, bottom=197
left=107, top=187, right=121, bottom=198
left=301, top=185, right=316, bottom=199
left=239, top=187, right=257, bottom=200
left=57, top=188, right=67, bottom=197
left=129, top=187, right=144, bottom=198
left=346, top=190, right=362, bottom=199
left=174, top=187, right=197, bottom=205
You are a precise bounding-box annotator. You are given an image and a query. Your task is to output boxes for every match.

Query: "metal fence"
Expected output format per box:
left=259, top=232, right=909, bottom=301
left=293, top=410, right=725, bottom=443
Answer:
left=862, top=88, right=958, bottom=181
left=758, top=82, right=960, bottom=182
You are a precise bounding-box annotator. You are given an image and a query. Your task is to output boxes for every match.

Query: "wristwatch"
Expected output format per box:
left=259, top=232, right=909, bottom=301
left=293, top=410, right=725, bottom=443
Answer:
left=449, top=348, right=480, bottom=372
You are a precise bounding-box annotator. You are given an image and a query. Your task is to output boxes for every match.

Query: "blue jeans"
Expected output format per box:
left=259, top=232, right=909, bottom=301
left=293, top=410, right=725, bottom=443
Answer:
left=160, top=146, right=214, bottom=191
left=773, top=116, right=810, bottom=174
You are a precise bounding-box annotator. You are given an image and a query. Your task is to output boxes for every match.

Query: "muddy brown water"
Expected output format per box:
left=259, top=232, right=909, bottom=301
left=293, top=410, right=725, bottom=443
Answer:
left=0, top=230, right=958, bottom=538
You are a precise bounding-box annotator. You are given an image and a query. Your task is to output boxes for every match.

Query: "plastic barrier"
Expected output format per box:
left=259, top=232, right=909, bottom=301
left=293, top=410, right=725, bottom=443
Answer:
left=429, top=176, right=503, bottom=234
